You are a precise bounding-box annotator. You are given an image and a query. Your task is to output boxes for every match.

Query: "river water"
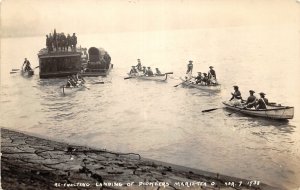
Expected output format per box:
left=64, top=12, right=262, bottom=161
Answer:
left=1, top=26, right=300, bottom=189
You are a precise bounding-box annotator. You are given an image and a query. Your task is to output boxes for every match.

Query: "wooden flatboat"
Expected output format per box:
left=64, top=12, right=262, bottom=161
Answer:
left=222, top=101, right=294, bottom=120
left=127, top=72, right=173, bottom=82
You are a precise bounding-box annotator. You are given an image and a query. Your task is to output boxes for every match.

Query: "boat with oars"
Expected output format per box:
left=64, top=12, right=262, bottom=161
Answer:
left=178, top=77, right=221, bottom=93
left=222, top=101, right=294, bottom=120
left=125, top=72, right=173, bottom=82
left=61, top=79, right=86, bottom=95
left=21, top=68, right=34, bottom=77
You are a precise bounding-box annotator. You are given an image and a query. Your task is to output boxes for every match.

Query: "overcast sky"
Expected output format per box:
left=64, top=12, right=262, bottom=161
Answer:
left=1, top=0, right=299, bottom=37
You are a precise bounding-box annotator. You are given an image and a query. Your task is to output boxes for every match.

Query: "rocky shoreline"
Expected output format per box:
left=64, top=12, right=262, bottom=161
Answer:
left=1, top=128, right=281, bottom=190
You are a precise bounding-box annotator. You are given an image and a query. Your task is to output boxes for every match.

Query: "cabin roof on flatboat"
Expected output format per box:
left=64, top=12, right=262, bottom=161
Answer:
left=38, top=48, right=81, bottom=58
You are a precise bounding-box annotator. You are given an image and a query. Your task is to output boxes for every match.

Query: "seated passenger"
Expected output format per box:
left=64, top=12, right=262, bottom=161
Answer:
left=230, top=85, right=242, bottom=101
left=195, top=72, right=202, bottom=84
left=66, top=76, right=76, bottom=87
left=142, top=66, right=147, bottom=74
left=255, top=92, right=269, bottom=110
left=129, top=66, right=138, bottom=75
left=136, top=59, right=142, bottom=71
left=202, top=73, right=209, bottom=85
left=147, top=67, right=154, bottom=76
left=244, top=90, right=256, bottom=108
left=155, top=68, right=162, bottom=75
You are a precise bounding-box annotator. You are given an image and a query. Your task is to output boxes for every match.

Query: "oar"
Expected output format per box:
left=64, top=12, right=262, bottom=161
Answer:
left=202, top=107, right=223, bottom=113
left=164, top=72, right=173, bottom=75
left=10, top=71, right=18, bottom=74
left=11, top=69, right=20, bottom=71
left=83, top=86, right=90, bottom=90
left=33, top=66, right=39, bottom=69
left=124, top=77, right=132, bottom=80
left=93, top=81, right=105, bottom=84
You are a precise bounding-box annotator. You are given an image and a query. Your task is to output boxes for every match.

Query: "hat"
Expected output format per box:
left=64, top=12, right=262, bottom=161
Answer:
left=132, top=66, right=135, bottom=67
left=233, top=85, right=239, bottom=88
left=197, top=72, right=202, bottom=73
left=203, top=73, right=207, bottom=75
left=259, top=92, right=266, bottom=96
left=209, top=66, right=214, bottom=68
left=143, top=66, right=146, bottom=68
left=137, top=59, right=140, bottom=60
left=189, top=60, right=193, bottom=63
left=249, top=90, right=255, bottom=93
left=147, top=67, right=151, bottom=68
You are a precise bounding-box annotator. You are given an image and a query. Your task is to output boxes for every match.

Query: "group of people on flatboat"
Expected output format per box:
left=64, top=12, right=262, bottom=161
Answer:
left=186, top=60, right=217, bottom=85
left=66, top=73, right=85, bottom=88
left=22, top=58, right=34, bottom=72
left=129, top=59, right=162, bottom=76
left=46, top=29, right=77, bottom=52
left=230, top=85, right=269, bottom=110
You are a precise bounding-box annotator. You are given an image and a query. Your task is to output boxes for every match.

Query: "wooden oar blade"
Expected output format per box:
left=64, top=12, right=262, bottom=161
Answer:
left=10, top=71, right=18, bottom=74
left=124, top=77, right=132, bottom=80
left=165, top=72, right=173, bottom=75
left=202, top=108, right=221, bottom=113
left=94, top=82, right=105, bottom=84
left=11, top=69, right=20, bottom=71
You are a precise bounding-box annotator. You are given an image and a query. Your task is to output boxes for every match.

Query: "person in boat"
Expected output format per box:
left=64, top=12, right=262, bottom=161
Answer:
left=22, top=58, right=32, bottom=72
left=202, top=73, right=209, bottom=85
left=76, top=73, right=85, bottom=83
left=230, top=85, right=242, bottom=101
left=155, top=68, right=162, bottom=75
left=255, top=92, right=269, bottom=110
left=147, top=67, right=154, bottom=76
left=66, top=76, right=77, bottom=87
left=186, top=60, right=193, bottom=76
left=142, top=66, right=147, bottom=74
left=244, top=90, right=257, bottom=108
left=208, top=66, right=217, bottom=84
left=195, top=72, right=202, bottom=84
left=129, top=66, right=138, bottom=75
left=136, top=59, right=142, bottom=71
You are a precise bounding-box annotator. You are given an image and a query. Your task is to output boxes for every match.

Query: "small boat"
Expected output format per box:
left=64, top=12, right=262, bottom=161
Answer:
left=21, top=69, right=34, bottom=77
left=180, top=77, right=221, bottom=93
left=61, top=81, right=85, bottom=95
left=127, top=72, right=173, bottom=82
left=222, top=101, right=294, bottom=120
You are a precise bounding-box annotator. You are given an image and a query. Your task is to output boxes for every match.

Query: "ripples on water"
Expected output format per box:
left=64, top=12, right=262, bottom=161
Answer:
left=1, top=27, right=300, bottom=189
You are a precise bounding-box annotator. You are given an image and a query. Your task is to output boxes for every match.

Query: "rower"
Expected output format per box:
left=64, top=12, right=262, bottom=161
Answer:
left=76, top=73, right=85, bottom=83
left=230, top=85, right=242, bottom=101
left=22, top=58, right=32, bottom=72
left=244, top=90, right=257, bottom=108
left=186, top=60, right=193, bottom=76
left=129, top=66, right=138, bottom=75
left=255, top=92, right=269, bottom=110
left=202, top=73, right=208, bottom=85
left=136, top=59, right=142, bottom=71
left=142, top=66, right=147, bottom=74
left=155, top=68, right=162, bottom=75
left=147, top=67, right=154, bottom=76
left=66, top=76, right=76, bottom=87
left=195, top=72, right=202, bottom=84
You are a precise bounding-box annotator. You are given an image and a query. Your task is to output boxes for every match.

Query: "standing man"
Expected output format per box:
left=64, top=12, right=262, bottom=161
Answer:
left=208, top=66, right=217, bottom=84
left=22, top=58, right=32, bottom=72
left=67, top=34, right=71, bottom=51
left=71, top=33, right=77, bottom=52
left=46, top=35, right=51, bottom=52
left=136, top=59, right=142, bottom=71
left=186, top=60, right=193, bottom=76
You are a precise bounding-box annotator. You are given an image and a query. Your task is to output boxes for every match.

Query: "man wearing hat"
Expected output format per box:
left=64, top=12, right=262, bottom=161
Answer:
left=208, top=66, right=216, bottom=81
left=244, top=90, right=257, bottom=108
left=22, top=58, right=32, bottom=72
left=195, top=72, right=202, bottom=84
left=186, top=60, right=193, bottom=75
left=155, top=68, right=162, bottom=75
left=136, top=59, right=142, bottom=71
left=147, top=66, right=154, bottom=76
left=142, top=66, right=147, bottom=74
left=202, top=73, right=209, bottom=85
left=230, top=85, right=242, bottom=101
left=255, top=92, right=269, bottom=110
left=129, top=66, right=138, bottom=75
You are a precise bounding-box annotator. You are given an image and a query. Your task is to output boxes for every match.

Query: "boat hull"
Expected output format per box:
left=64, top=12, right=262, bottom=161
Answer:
left=180, top=78, right=221, bottom=92
left=61, top=84, right=85, bottom=95
left=81, top=64, right=113, bottom=77
left=21, top=70, right=34, bottom=77
left=222, top=101, right=294, bottom=120
left=128, top=72, right=172, bottom=82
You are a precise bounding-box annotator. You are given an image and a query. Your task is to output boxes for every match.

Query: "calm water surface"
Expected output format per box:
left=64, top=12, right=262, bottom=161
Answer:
left=1, top=26, right=300, bottom=189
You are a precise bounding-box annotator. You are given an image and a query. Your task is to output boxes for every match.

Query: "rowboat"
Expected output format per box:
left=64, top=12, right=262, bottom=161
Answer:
left=180, top=77, right=221, bottom=93
left=21, top=69, right=34, bottom=77
left=222, top=101, right=294, bottom=120
left=61, top=81, right=85, bottom=95
left=126, top=72, right=173, bottom=82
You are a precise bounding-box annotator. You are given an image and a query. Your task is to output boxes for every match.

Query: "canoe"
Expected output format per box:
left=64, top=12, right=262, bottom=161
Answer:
left=222, top=101, right=294, bottom=120
left=180, top=77, right=221, bottom=93
left=127, top=72, right=173, bottom=82
left=61, top=81, right=85, bottom=95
